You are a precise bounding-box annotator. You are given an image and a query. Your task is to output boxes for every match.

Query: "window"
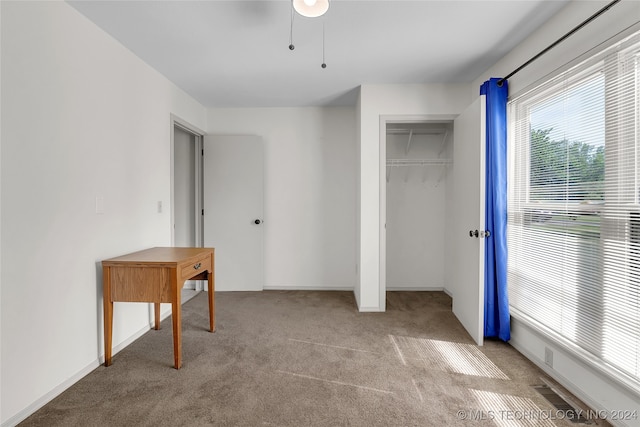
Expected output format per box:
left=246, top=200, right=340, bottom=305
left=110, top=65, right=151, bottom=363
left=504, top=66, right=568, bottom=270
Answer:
left=508, top=30, right=640, bottom=389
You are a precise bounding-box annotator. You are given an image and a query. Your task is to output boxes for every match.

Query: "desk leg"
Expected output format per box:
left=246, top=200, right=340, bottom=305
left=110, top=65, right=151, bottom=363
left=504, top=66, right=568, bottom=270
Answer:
left=154, top=303, right=160, bottom=330
left=208, top=256, right=215, bottom=332
left=171, top=274, right=182, bottom=369
left=103, top=266, right=113, bottom=367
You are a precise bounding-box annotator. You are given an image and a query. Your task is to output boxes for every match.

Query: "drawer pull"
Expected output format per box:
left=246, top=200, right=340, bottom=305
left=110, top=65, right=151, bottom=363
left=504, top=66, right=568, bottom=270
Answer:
left=193, top=263, right=201, bottom=270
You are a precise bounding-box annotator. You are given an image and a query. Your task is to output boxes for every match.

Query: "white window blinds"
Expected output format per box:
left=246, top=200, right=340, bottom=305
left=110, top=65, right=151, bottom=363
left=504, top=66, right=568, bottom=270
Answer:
left=508, top=30, right=640, bottom=389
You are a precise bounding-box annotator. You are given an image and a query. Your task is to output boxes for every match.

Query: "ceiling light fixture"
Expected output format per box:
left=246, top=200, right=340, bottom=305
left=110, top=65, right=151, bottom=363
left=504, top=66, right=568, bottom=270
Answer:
left=288, top=0, right=329, bottom=69
left=292, top=0, right=329, bottom=18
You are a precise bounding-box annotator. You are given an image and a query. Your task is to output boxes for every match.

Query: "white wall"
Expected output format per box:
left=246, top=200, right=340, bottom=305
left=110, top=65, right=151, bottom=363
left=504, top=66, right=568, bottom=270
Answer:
left=385, top=129, right=451, bottom=290
left=355, top=93, right=362, bottom=307
left=0, top=3, right=3, bottom=420
left=357, top=84, right=472, bottom=311
left=473, top=1, right=640, bottom=425
left=206, top=107, right=357, bottom=290
left=3, top=0, right=636, bottom=425
left=473, top=0, right=640, bottom=99
left=0, top=2, right=207, bottom=425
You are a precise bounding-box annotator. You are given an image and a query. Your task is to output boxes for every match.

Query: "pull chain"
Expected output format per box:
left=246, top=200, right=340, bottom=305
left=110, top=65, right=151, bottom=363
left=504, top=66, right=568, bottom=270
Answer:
left=321, top=21, right=326, bottom=68
left=289, top=1, right=295, bottom=50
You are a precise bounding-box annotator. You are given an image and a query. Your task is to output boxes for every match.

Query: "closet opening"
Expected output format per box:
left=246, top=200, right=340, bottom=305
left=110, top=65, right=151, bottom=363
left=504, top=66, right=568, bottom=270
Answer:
left=380, top=117, right=455, bottom=307
left=171, top=116, right=205, bottom=300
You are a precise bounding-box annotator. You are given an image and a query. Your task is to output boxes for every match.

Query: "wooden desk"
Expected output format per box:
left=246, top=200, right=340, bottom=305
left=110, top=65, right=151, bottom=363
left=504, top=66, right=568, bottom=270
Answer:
left=102, top=247, right=215, bottom=369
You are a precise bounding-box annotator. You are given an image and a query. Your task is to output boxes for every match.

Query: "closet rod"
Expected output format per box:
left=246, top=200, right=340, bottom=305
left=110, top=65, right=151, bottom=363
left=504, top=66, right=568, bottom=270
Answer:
left=387, top=159, right=451, bottom=166
left=497, top=0, right=621, bottom=87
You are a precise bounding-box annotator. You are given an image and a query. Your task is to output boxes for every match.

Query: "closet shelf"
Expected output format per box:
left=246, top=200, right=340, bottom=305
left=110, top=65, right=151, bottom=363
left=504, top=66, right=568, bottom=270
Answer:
left=386, top=158, right=452, bottom=167
left=386, top=127, right=450, bottom=156
left=386, top=128, right=446, bottom=135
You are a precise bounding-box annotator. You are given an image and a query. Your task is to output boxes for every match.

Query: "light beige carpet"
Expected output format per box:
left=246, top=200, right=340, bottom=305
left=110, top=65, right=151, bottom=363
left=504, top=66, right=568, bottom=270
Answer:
left=21, top=291, right=598, bottom=426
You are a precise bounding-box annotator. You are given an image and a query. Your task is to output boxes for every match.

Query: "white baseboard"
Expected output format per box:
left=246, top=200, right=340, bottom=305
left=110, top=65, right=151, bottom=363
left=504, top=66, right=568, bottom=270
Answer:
left=386, top=286, right=445, bottom=291
left=1, top=359, right=99, bottom=427
left=264, top=285, right=446, bottom=292
left=509, top=340, right=633, bottom=427
left=110, top=323, right=155, bottom=361
left=357, top=306, right=385, bottom=312
left=2, top=320, right=159, bottom=427
left=510, top=319, right=640, bottom=427
left=263, top=285, right=354, bottom=291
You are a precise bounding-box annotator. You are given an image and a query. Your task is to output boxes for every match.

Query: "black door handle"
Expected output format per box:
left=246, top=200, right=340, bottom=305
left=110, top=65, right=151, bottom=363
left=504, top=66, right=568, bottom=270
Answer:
left=254, top=219, right=262, bottom=225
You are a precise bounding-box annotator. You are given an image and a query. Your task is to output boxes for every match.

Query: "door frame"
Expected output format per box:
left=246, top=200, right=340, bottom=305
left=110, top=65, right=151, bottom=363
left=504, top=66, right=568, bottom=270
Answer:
left=170, top=114, right=205, bottom=248
left=379, top=114, right=457, bottom=311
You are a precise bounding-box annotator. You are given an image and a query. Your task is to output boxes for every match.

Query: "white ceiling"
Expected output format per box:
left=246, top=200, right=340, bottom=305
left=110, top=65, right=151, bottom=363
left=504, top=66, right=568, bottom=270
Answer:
left=68, top=0, right=570, bottom=108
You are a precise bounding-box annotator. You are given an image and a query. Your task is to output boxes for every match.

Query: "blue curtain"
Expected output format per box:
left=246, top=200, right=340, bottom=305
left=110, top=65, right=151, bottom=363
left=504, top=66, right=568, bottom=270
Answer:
left=480, top=78, right=510, bottom=341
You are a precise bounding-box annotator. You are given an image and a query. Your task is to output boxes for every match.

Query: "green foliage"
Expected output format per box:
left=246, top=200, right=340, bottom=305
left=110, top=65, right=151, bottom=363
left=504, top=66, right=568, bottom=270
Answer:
left=530, top=128, right=604, bottom=201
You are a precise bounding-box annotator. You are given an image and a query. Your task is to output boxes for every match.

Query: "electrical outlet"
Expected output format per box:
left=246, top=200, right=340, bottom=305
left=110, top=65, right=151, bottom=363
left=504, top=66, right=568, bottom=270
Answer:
left=544, top=347, right=553, bottom=368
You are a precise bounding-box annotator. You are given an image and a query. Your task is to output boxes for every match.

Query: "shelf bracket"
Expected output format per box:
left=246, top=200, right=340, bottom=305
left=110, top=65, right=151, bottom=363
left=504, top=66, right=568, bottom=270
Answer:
left=438, top=129, right=449, bottom=157
left=405, top=129, right=413, bottom=155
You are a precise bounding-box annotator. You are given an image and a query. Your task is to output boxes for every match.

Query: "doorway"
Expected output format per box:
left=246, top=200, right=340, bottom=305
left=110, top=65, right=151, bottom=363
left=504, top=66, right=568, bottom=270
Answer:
left=384, top=121, right=453, bottom=292
left=171, top=116, right=205, bottom=297
left=378, top=106, right=486, bottom=345
left=172, top=126, right=265, bottom=292
left=380, top=117, right=456, bottom=305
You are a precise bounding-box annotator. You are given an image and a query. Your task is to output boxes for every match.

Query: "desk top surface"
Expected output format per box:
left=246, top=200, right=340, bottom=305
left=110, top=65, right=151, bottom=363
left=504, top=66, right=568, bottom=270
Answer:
left=102, top=247, right=214, bottom=266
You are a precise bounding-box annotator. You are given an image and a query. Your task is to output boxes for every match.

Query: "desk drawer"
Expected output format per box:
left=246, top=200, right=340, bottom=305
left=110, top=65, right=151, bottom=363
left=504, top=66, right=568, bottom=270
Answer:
left=180, top=256, right=212, bottom=281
